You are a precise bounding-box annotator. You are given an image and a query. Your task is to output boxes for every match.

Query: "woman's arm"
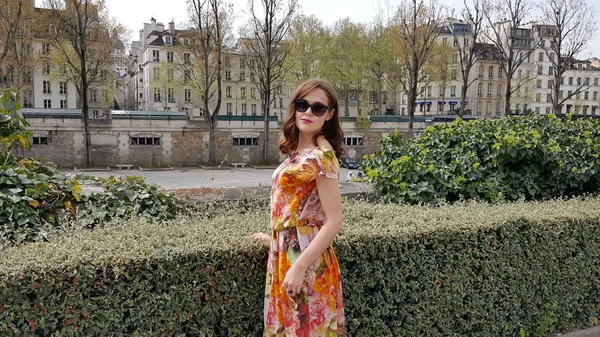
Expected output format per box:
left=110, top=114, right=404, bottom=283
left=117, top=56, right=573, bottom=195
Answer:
left=283, top=174, right=343, bottom=295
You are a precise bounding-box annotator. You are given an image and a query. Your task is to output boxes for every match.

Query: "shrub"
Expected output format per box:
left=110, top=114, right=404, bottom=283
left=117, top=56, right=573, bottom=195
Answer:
left=362, top=115, right=600, bottom=204
left=0, top=199, right=598, bottom=336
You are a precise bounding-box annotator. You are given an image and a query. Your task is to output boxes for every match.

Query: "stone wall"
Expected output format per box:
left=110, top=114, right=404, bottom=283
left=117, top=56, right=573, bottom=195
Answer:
left=21, top=117, right=393, bottom=167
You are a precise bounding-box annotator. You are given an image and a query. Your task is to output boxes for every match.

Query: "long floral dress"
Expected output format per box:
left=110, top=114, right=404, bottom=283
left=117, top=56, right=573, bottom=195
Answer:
left=264, top=145, right=346, bottom=337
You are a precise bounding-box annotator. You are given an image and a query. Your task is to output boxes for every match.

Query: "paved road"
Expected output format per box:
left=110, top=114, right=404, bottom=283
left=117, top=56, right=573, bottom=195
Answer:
left=74, top=167, right=357, bottom=190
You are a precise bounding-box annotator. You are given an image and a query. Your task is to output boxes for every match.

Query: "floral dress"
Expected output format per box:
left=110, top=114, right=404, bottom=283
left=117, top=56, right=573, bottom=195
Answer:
left=264, top=146, right=346, bottom=337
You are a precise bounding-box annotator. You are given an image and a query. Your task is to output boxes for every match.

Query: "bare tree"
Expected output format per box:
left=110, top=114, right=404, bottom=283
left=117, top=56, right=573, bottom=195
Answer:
left=451, top=0, right=485, bottom=116
left=483, top=0, right=537, bottom=115
left=390, top=0, right=445, bottom=138
left=244, top=0, right=297, bottom=163
left=539, top=0, right=598, bottom=114
left=43, top=0, right=122, bottom=166
left=182, top=0, right=232, bottom=164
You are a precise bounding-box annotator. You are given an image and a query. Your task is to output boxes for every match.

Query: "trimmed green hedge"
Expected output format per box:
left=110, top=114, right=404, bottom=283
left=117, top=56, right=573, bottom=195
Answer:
left=1, top=199, right=599, bottom=336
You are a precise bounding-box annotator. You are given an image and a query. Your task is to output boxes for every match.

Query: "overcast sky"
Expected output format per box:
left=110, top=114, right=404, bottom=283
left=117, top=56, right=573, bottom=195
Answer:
left=37, top=0, right=600, bottom=58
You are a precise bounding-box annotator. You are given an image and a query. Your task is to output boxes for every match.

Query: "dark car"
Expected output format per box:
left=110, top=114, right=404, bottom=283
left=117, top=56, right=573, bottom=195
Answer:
left=339, top=157, right=359, bottom=169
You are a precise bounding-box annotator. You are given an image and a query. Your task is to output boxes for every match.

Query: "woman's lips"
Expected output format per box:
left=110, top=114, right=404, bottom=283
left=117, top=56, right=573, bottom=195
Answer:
left=301, top=118, right=313, bottom=124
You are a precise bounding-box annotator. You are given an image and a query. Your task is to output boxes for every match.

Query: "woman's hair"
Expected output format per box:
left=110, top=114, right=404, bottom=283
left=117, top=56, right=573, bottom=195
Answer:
left=279, top=79, right=345, bottom=158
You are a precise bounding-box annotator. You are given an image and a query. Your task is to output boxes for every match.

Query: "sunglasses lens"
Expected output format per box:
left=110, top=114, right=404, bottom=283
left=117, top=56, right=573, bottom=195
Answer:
left=312, top=104, right=328, bottom=116
left=295, top=100, right=309, bottom=112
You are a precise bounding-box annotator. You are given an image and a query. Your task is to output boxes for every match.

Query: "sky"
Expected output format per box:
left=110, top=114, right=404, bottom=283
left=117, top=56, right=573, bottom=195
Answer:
left=36, top=0, right=600, bottom=58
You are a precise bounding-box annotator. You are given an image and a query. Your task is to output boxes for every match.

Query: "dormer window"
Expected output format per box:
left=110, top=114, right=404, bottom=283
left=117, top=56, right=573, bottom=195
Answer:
left=166, top=36, right=171, bottom=44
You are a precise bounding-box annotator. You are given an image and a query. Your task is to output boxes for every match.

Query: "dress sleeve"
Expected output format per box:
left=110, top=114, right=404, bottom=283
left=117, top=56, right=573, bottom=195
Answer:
left=314, top=147, right=340, bottom=179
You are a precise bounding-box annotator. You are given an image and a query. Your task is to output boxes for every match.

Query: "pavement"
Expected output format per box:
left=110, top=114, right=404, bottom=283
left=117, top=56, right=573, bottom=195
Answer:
left=555, top=326, right=600, bottom=337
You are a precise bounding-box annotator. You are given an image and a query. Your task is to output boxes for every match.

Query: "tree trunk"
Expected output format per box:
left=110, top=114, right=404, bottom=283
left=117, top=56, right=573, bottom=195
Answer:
left=459, top=78, right=468, bottom=117
left=504, top=80, right=512, bottom=116
left=377, top=75, right=383, bottom=116
left=81, top=60, right=92, bottom=167
left=209, top=116, right=216, bottom=164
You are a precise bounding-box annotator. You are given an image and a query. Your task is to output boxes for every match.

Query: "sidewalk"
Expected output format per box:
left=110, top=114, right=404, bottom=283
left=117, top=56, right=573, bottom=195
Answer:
left=556, top=326, right=600, bottom=337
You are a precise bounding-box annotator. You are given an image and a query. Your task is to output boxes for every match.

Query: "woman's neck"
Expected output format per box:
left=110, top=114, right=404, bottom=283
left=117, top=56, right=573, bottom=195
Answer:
left=296, top=133, right=316, bottom=152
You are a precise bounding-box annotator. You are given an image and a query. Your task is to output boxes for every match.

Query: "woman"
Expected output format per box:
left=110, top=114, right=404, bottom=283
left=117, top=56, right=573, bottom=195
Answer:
left=252, top=79, right=346, bottom=337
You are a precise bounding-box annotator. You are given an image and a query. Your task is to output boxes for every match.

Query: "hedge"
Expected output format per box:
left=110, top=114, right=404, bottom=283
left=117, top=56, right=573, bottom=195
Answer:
left=362, top=114, right=600, bottom=204
left=0, top=199, right=599, bottom=336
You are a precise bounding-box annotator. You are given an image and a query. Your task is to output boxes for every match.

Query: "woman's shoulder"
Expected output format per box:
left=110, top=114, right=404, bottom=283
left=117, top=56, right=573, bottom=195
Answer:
left=315, top=137, right=334, bottom=154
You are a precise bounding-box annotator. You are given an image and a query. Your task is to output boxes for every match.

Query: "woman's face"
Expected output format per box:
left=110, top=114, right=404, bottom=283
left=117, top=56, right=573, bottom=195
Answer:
left=294, top=88, right=333, bottom=138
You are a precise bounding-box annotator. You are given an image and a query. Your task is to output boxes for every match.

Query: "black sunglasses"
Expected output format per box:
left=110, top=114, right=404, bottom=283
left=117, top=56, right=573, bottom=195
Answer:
left=294, top=99, right=331, bottom=117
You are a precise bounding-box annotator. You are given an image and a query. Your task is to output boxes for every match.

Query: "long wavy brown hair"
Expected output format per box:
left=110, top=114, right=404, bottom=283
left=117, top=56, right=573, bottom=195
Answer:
left=279, top=79, right=345, bottom=158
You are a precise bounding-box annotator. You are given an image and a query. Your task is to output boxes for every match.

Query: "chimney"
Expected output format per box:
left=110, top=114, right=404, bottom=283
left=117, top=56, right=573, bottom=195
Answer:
left=151, top=17, right=156, bottom=30
left=169, top=21, right=175, bottom=35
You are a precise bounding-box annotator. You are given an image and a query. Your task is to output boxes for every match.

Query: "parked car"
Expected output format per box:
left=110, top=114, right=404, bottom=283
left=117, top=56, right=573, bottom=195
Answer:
left=339, top=157, right=359, bottom=169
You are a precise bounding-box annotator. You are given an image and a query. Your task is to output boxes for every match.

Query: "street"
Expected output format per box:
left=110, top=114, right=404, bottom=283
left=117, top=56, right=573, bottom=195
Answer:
left=76, top=166, right=357, bottom=190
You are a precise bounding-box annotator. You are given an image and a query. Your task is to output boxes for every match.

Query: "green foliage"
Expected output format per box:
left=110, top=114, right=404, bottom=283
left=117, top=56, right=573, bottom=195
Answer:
left=1, top=88, right=32, bottom=164
left=0, top=199, right=599, bottom=336
left=363, top=114, right=600, bottom=204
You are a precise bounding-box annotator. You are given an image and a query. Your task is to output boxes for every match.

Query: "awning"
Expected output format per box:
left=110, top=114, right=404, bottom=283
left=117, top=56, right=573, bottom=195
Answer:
left=417, top=101, right=432, bottom=105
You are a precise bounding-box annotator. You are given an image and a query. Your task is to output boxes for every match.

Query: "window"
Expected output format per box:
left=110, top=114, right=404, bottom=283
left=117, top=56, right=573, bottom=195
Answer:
left=153, top=68, right=160, bottom=80
left=279, top=97, right=283, bottom=108
left=496, top=102, right=501, bottom=115
left=584, top=91, right=589, bottom=100
left=32, top=135, right=48, bottom=145
left=43, top=62, right=50, bottom=74
left=60, top=100, right=67, bottom=108
left=240, top=72, right=246, bottom=81
left=41, top=43, right=50, bottom=55
left=497, top=85, right=503, bottom=97
left=568, top=77, right=573, bottom=85
left=240, top=58, right=246, bottom=68
left=595, top=78, right=599, bottom=86
left=233, top=135, right=258, bottom=146
left=450, top=85, right=456, bottom=97
left=43, top=99, right=51, bottom=108
left=487, top=83, right=493, bottom=97
left=477, top=83, right=482, bottom=97
left=241, top=103, right=247, bottom=115
left=250, top=87, right=256, bottom=99
left=577, top=77, right=582, bottom=85
left=585, top=78, right=590, bottom=86
left=168, top=88, right=174, bottom=102
left=152, top=50, right=160, bottom=62
left=167, top=69, right=174, bottom=81
left=535, top=93, right=541, bottom=102
left=498, top=67, right=503, bottom=79
left=538, top=52, right=544, bottom=62
left=452, top=53, right=457, bottom=62
left=59, top=82, right=67, bottom=95
left=102, top=90, right=109, bottom=103
left=536, top=79, right=542, bottom=88
left=240, top=87, right=246, bottom=98
left=594, top=92, right=598, bottom=100
left=185, top=89, right=191, bottom=103
left=439, top=87, right=445, bottom=97
left=451, top=69, right=457, bottom=80
left=89, top=89, right=97, bottom=102
left=167, top=51, right=174, bottom=63
left=100, top=70, right=107, bottom=81
left=226, top=86, right=231, bottom=98
left=537, top=66, right=543, bottom=75
left=226, top=102, right=232, bottom=115
left=43, top=81, right=51, bottom=94
left=184, top=70, right=191, bottom=83
left=476, top=101, right=481, bottom=114
left=478, top=65, right=484, bottom=78
left=251, top=104, right=257, bottom=115
left=225, top=71, right=231, bottom=80
left=442, top=37, right=447, bottom=45
left=488, top=66, right=494, bottom=79
left=131, top=137, right=161, bottom=146
left=486, top=101, right=490, bottom=115
left=344, top=136, right=364, bottom=146
left=518, top=69, right=522, bottom=78
left=184, top=53, right=190, bottom=65
left=153, top=88, right=161, bottom=102
left=549, top=67, right=554, bottom=76
left=22, top=90, right=32, bottom=107
left=547, top=94, right=552, bottom=102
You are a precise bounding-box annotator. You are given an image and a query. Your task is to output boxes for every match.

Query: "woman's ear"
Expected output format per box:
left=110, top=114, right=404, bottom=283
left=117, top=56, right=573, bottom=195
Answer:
left=326, top=109, right=335, bottom=121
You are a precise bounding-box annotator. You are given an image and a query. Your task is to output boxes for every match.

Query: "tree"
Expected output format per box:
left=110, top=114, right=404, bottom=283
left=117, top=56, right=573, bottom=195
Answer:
left=483, top=0, right=537, bottom=115
left=390, top=0, right=445, bottom=138
left=427, top=43, right=456, bottom=114
left=180, top=0, right=231, bottom=164
left=451, top=0, right=486, bottom=116
left=42, top=0, right=123, bottom=166
left=539, top=0, right=598, bottom=114
left=0, top=0, right=35, bottom=91
left=320, top=18, right=368, bottom=117
left=284, top=14, right=327, bottom=84
left=366, top=10, right=395, bottom=116
left=244, top=0, right=297, bottom=163
left=150, top=60, right=183, bottom=111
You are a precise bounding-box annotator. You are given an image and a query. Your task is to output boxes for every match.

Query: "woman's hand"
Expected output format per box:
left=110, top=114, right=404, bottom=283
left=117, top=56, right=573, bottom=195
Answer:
left=282, top=264, right=306, bottom=296
left=251, top=232, right=270, bottom=244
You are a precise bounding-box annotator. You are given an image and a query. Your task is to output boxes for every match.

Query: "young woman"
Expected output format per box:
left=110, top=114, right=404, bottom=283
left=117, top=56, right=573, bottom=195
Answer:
left=252, top=79, right=346, bottom=336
